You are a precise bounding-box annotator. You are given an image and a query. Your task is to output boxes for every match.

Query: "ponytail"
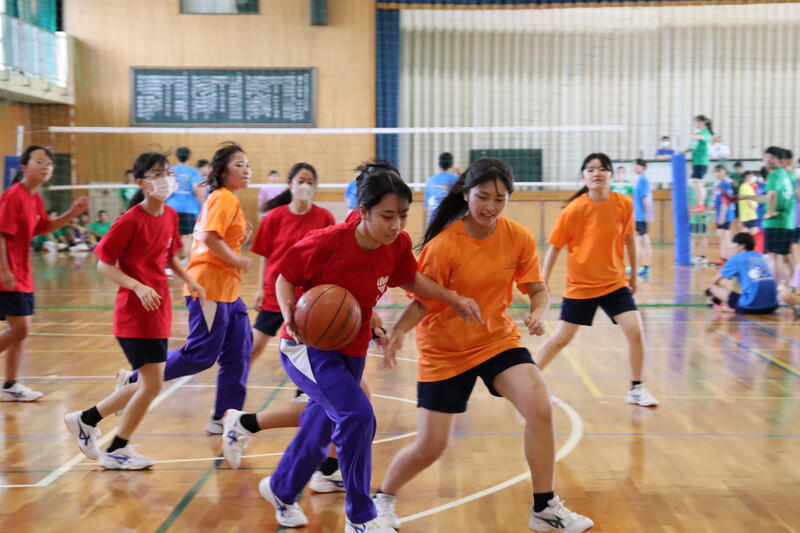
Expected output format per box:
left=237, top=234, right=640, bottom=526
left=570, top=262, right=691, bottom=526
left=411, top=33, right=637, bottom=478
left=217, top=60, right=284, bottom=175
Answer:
left=11, top=170, right=24, bottom=184
left=563, top=186, right=589, bottom=207
left=696, top=114, right=714, bottom=135
left=129, top=189, right=145, bottom=208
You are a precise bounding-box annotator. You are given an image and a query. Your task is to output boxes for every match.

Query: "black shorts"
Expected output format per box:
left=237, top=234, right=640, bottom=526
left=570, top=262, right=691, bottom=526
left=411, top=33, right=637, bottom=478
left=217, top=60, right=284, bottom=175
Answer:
left=727, top=293, right=777, bottom=315
left=690, top=222, right=707, bottom=234
left=764, top=228, right=794, bottom=255
left=177, top=212, right=197, bottom=236
left=417, top=347, right=534, bottom=414
left=254, top=309, right=284, bottom=336
left=635, top=221, right=648, bottom=235
left=117, top=337, right=168, bottom=370
left=743, top=220, right=759, bottom=229
left=795, top=227, right=800, bottom=244
left=691, top=165, right=708, bottom=180
left=717, top=222, right=731, bottom=231
left=560, top=286, right=638, bottom=326
left=0, top=291, right=34, bottom=320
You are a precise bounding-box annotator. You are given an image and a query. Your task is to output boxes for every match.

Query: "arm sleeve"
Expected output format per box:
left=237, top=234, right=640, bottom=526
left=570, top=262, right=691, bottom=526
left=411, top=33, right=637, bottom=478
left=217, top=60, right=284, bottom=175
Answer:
left=94, top=215, right=134, bottom=264
left=168, top=211, right=182, bottom=257
left=34, top=196, right=50, bottom=234
left=0, top=195, right=19, bottom=237
left=411, top=240, right=449, bottom=313
left=515, top=228, right=543, bottom=293
left=250, top=212, right=274, bottom=258
left=623, top=198, right=635, bottom=235
left=201, top=193, right=235, bottom=238
left=276, top=230, right=328, bottom=287
left=719, top=256, right=738, bottom=280
left=548, top=209, right=570, bottom=248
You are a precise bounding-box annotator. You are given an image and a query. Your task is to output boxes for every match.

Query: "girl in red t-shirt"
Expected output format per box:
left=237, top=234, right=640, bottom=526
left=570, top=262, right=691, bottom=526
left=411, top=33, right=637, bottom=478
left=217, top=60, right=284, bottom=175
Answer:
left=64, top=152, right=205, bottom=470
left=0, top=145, right=87, bottom=402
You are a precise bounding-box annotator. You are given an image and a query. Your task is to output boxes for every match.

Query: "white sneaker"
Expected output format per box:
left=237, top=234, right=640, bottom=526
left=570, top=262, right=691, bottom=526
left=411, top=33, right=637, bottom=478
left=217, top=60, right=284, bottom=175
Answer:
left=114, top=369, right=132, bottom=416
left=63, top=410, right=102, bottom=460
left=292, top=390, right=310, bottom=403
left=529, top=496, right=594, bottom=533
left=310, top=469, right=345, bottom=493
left=69, top=243, right=90, bottom=252
left=345, top=517, right=396, bottom=533
left=0, top=382, right=43, bottom=402
left=372, top=493, right=400, bottom=529
left=626, top=384, right=659, bottom=407
left=221, top=409, right=252, bottom=469
left=99, top=444, right=154, bottom=470
left=206, top=410, right=224, bottom=434
left=259, top=476, right=309, bottom=528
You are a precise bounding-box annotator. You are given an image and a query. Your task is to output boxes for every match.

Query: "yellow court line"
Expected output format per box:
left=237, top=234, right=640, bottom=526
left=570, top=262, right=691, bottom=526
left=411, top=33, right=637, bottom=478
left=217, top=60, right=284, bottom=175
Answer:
left=562, top=351, right=603, bottom=398
left=748, top=346, right=800, bottom=377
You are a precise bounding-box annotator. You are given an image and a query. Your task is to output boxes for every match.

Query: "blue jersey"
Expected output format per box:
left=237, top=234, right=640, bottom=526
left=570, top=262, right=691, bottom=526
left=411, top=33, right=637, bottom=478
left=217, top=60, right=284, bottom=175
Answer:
left=424, top=171, right=458, bottom=220
left=344, top=180, right=358, bottom=209
left=166, top=164, right=203, bottom=215
left=633, top=174, right=650, bottom=222
left=720, top=251, right=777, bottom=309
left=713, top=178, right=736, bottom=223
left=655, top=148, right=674, bottom=158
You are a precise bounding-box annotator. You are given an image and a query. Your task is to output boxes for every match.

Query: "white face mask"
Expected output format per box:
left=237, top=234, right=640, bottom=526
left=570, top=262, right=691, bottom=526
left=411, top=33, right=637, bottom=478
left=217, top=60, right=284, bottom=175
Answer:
left=148, top=175, right=177, bottom=201
left=661, top=141, right=671, bottom=148
left=291, top=183, right=314, bottom=201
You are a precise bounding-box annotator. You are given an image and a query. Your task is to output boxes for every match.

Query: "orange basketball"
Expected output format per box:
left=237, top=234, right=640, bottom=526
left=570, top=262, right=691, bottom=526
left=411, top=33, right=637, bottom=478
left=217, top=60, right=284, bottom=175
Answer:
left=294, top=284, right=362, bottom=351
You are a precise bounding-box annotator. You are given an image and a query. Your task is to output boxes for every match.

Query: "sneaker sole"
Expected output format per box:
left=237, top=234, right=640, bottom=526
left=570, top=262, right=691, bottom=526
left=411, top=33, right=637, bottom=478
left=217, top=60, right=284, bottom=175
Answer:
left=0, top=392, right=43, bottom=402
left=63, top=413, right=100, bottom=460
left=259, top=477, right=308, bottom=528
left=221, top=410, right=243, bottom=469
left=309, top=481, right=346, bottom=493
left=99, top=462, right=154, bottom=471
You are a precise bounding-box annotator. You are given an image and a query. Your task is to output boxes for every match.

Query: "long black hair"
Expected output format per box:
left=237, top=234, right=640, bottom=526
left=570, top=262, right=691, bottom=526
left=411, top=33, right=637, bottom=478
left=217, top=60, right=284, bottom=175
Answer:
left=564, top=152, right=613, bottom=207
left=421, top=157, right=514, bottom=249
left=695, top=114, right=714, bottom=135
left=354, top=159, right=412, bottom=211
left=204, top=142, right=245, bottom=192
left=262, top=162, right=318, bottom=214
left=128, top=152, right=169, bottom=208
left=13, top=145, right=55, bottom=184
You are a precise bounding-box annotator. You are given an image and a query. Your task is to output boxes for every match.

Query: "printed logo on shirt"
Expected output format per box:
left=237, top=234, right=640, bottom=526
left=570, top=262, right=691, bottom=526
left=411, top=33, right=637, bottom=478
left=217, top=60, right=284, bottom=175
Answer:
left=376, top=276, right=389, bottom=295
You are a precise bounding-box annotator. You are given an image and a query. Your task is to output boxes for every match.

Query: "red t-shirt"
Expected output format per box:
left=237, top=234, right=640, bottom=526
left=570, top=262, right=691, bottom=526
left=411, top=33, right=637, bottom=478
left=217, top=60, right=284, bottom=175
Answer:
left=0, top=183, right=50, bottom=293
left=251, top=204, right=335, bottom=312
left=276, top=219, right=418, bottom=357
left=94, top=204, right=181, bottom=339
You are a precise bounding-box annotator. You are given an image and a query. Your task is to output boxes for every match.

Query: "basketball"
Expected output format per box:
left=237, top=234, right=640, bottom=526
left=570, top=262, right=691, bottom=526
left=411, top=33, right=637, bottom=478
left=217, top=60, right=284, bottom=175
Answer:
left=293, top=284, right=362, bottom=351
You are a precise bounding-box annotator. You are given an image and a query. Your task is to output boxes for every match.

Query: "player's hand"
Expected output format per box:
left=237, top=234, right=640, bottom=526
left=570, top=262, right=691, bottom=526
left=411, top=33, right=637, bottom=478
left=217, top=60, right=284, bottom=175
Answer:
left=188, top=282, right=206, bottom=306
left=448, top=293, right=483, bottom=325
left=240, top=221, right=253, bottom=245
left=383, top=330, right=404, bottom=369
left=237, top=255, right=252, bottom=273
left=254, top=291, right=264, bottom=310
left=524, top=314, right=546, bottom=336
left=133, top=282, right=162, bottom=311
left=282, top=299, right=300, bottom=341
left=69, top=196, right=89, bottom=216
left=0, top=270, right=16, bottom=290
left=629, top=274, right=637, bottom=295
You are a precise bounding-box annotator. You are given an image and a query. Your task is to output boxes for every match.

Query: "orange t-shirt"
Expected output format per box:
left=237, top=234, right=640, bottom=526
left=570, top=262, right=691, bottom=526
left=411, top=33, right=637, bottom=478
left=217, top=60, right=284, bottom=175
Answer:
left=548, top=192, right=633, bottom=299
left=414, top=217, right=543, bottom=382
left=185, top=187, right=246, bottom=302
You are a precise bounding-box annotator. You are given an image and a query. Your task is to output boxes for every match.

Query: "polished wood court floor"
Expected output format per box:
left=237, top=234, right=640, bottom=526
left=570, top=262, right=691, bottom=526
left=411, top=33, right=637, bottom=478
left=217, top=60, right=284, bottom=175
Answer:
left=1, top=248, right=798, bottom=532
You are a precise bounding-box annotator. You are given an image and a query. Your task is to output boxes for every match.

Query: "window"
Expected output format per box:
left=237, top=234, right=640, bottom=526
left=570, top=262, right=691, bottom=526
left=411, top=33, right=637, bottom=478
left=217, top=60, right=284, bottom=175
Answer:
left=180, top=0, right=258, bottom=14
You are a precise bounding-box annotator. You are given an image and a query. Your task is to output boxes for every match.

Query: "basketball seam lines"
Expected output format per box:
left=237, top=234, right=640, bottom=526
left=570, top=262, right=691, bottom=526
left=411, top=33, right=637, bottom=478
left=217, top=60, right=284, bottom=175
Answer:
left=303, top=285, right=338, bottom=346
left=313, top=289, right=348, bottom=348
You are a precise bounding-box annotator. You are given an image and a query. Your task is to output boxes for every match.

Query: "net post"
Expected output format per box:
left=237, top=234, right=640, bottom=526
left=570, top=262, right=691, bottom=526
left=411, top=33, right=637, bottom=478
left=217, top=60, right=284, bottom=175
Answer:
left=671, top=153, right=691, bottom=266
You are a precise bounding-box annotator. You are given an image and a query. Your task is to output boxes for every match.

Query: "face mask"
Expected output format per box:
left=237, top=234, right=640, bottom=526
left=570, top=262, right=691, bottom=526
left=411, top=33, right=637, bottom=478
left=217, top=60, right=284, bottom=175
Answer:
left=148, top=175, right=177, bottom=201
left=660, top=141, right=671, bottom=148
left=291, top=183, right=314, bottom=201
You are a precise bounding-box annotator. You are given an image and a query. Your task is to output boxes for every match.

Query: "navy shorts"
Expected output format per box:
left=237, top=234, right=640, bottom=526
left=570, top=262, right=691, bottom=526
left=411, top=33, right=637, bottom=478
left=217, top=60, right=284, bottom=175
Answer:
left=560, top=287, right=638, bottom=326
left=417, top=347, right=534, bottom=414
left=764, top=228, right=793, bottom=255
left=727, top=293, right=777, bottom=315
left=635, top=221, right=648, bottom=235
left=690, top=222, right=708, bottom=234
left=691, top=165, right=708, bottom=180
left=117, top=337, right=168, bottom=370
left=794, top=227, right=800, bottom=243
left=0, top=291, right=34, bottom=320
left=717, top=222, right=731, bottom=231
left=254, top=309, right=284, bottom=336
left=743, top=220, right=759, bottom=229
left=177, top=212, right=197, bottom=236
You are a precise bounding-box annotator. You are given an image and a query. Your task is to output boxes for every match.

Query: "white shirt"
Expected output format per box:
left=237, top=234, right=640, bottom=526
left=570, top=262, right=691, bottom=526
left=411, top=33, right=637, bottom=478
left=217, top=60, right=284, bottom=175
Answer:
left=710, top=142, right=731, bottom=158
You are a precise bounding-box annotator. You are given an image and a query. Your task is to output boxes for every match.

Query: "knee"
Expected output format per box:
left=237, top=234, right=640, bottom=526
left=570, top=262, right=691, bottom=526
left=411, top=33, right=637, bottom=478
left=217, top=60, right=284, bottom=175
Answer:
left=549, top=333, right=574, bottom=350
left=138, top=378, right=163, bottom=398
left=413, top=435, right=449, bottom=463
left=523, top=400, right=553, bottom=428
left=7, top=322, right=29, bottom=341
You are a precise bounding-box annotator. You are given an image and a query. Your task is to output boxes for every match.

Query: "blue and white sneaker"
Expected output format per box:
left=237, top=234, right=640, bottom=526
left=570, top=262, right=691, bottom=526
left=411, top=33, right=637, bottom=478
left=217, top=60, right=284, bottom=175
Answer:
left=99, top=445, right=154, bottom=470
left=1, top=382, right=43, bottom=402
left=345, top=517, right=397, bottom=533
left=259, top=476, right=308, bottom=527
left=529, top=496, right=593, bottom=532
left=373, top=493, right=400, bottom=528
left=221, top=409, right=252, bottom=469
left=64, top=410, right=101, bottom=459
left=309, top=469, right=345, bottom=493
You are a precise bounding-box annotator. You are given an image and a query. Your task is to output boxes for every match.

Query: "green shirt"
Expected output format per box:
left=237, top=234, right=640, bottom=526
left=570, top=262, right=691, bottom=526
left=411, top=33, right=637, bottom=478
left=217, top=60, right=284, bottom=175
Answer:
left=763, top=168, right=796, bottom=229
left=690, top=128, right=712, bottom=166
left=610, top=180, right=633, bottom=196
left=120, top=186, right=138, bottom=207
left=87, top=221, right=111, bottom=237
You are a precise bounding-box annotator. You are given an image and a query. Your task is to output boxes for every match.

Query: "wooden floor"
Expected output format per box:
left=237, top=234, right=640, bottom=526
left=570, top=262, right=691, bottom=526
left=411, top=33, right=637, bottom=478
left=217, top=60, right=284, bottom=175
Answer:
left=1, top=247, right=798, bottom=532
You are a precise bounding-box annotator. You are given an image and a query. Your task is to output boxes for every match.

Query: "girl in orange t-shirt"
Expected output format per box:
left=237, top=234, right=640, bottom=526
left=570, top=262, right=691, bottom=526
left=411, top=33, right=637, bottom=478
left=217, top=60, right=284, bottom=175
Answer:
left=536, top=152, right=658, bottom=407
left=374, top=158, right=593, bottom=533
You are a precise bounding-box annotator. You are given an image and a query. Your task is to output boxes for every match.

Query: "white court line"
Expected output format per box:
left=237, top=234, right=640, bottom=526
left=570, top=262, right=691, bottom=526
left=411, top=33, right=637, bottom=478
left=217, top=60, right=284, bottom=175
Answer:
left=31, top=332, right=186, bottom=341
left=398, top=395, right=583, bottom=525
left=0, top=375, right=193, bottom=489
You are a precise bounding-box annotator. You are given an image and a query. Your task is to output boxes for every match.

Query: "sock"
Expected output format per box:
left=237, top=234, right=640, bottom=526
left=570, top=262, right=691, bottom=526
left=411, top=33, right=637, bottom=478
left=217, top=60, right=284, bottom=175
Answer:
left=631, top=380, right=642, bottom=389
left=319, top=456, right=339, bottom=476
left=106, top=436, right=128, bottom=453
left=711, top=297, right=722, bottom=305
left=3, top=380, right=16, bottom=389
left=80, top=406, right=102, bottom=427
left=239, top=413, right=260, bottom=434
left=533, top=491, right=555, bottom=513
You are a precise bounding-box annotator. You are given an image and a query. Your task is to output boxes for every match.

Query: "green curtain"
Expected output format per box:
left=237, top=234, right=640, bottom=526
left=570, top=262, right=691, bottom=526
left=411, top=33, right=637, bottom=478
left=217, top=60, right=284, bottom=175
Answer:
left=5, top=0, right=57, bottom=32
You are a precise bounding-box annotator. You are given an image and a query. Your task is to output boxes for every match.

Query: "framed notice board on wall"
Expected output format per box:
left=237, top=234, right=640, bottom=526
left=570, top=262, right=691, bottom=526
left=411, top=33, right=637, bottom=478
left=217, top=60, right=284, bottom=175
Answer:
left=131, top=68, right=316, bottom=126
